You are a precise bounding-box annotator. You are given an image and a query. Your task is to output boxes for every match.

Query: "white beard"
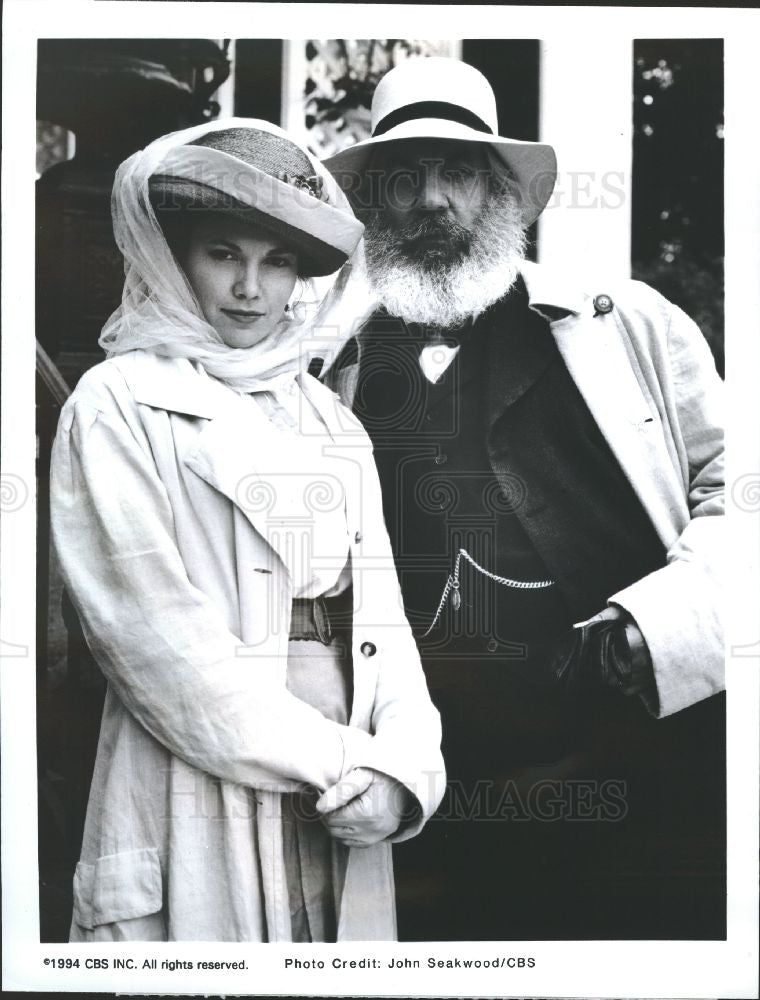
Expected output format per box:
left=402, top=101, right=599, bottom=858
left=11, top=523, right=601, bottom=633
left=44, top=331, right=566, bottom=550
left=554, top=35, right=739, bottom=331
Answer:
left=362, top=189, right=527, bottom=330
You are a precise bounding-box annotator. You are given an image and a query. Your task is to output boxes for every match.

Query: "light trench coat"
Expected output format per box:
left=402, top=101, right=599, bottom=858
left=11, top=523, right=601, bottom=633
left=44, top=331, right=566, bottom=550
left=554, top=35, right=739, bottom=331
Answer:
left=523, top=262, right=725, bottom=717
left=50, top=349, right=446, bottom=942
left=327, top=260, right=725, bottom=719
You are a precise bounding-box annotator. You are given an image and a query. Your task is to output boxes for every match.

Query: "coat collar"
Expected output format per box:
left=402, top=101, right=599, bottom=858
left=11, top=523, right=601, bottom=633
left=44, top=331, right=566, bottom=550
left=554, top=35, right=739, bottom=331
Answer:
left=484, top=279, right=558, bottom=426
left=119, top=350, right=369, bottom=576
left=518, top=259, right=588, bottom=317
left=327, top=260, right=590, bottom=383
left=124, top=350, right=236, bottom=419
left=124, top=348, right=355, bottom=441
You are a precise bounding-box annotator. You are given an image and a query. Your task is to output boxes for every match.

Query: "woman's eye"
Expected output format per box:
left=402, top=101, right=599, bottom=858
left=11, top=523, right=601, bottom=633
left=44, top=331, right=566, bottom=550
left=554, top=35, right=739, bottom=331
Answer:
left=209, top=248, right=237, bottom=262
left=267, top=256, right=295, bottom=269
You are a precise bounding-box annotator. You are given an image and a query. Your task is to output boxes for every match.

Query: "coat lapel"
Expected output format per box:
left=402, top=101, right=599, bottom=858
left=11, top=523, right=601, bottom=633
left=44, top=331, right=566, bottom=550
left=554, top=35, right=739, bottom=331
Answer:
left=129, top=350, right=229, bottom=418
left=547, top=308, right=684, bottom=548
left=484, top=283, right=558, bottom=428
left=188, top=387, right=360, bottom=578
left=129, top=351, right=352, bottom=575
left=517, top=262, right=686, bottom=547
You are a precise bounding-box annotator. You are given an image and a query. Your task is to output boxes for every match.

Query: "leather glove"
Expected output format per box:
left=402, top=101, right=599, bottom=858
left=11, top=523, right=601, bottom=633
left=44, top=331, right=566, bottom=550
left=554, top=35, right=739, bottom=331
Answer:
left=548, top=611, right=654, bottom=699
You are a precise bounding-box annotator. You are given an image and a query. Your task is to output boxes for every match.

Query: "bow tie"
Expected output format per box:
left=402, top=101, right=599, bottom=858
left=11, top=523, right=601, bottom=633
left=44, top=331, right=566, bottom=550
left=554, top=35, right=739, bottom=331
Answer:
left=405, top=322, right=471, bottom=351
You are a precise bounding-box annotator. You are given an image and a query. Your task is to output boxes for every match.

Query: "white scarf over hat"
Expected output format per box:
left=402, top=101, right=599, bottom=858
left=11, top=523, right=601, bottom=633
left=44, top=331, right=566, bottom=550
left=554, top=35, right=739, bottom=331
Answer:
left=100, top=117, right=364, bottom=393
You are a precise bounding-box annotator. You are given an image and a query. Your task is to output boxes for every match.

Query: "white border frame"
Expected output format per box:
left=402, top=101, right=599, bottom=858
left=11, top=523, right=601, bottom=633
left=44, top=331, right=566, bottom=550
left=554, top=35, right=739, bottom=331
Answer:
left=2, top=4, right=758, bottom=997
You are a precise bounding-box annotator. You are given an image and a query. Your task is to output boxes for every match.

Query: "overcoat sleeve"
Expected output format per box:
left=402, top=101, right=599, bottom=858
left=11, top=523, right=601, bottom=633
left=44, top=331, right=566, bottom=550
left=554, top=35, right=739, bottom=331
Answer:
left=608, top=294, right=725, bottom=718
left=352, top=431, right=446, bottom=838
left=299, top=381, right=445, bottom=837
left=50, top=391, right=375, bottom=794
left=367, top=632, right=447, bottom=841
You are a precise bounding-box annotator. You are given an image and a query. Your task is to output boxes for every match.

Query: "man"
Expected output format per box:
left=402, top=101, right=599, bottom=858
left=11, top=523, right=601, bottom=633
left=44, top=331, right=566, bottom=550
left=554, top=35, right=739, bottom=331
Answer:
left=322, top=57, right=725, bottom=941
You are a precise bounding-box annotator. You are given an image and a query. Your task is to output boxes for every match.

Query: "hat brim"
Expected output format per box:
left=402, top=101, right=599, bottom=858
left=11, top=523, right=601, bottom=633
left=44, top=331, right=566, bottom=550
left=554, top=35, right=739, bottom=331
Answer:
left=323, top=119, right=557, bottom=227
left=149, top=176, right=355, bottom=278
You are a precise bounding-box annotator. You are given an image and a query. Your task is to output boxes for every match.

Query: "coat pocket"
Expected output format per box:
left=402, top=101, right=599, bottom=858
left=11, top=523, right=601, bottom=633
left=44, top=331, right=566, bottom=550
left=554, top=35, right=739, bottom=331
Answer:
left=72, top=846, right=162, bottom=930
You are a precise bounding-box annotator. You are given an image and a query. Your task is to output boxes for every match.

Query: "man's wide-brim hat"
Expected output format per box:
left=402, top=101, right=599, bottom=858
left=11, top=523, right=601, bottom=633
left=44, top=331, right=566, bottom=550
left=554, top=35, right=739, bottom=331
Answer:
left=324, top=57, right=557, bottom=226
left=148, top=124, right=364, bottom=277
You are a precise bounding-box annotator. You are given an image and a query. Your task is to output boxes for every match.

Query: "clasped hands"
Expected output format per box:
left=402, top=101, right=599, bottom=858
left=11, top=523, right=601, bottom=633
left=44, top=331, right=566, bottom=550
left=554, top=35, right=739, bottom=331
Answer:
left=315, top=767, right=416, bottom=849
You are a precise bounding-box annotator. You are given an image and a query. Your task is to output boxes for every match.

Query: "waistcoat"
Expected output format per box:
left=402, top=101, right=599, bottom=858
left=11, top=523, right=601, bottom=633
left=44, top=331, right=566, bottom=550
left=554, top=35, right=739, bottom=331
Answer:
left=353, top=281, right=667, bottom=763
left=354, top=281, right=666, bottom=646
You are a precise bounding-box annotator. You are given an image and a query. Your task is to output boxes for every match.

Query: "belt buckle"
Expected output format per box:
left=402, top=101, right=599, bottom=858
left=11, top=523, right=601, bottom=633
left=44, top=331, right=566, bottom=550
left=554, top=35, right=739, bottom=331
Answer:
left=312, top=596, right=333, bottom=644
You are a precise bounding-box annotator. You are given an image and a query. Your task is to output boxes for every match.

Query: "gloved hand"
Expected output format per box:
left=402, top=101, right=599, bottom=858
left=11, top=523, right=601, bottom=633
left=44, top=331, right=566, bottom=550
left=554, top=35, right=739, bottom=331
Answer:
left=548, top=606, right=654, bottom=699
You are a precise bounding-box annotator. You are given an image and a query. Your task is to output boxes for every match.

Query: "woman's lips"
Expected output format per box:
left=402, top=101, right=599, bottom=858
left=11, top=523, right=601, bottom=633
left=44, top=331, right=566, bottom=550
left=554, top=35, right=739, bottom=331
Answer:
left=221, top=308, right=266, bottom=325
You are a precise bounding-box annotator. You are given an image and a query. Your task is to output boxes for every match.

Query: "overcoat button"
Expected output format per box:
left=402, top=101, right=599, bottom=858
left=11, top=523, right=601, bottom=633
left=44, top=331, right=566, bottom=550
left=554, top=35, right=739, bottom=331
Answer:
left=354, top=531, right=363, bottom=543
left=593, top=294, right=614, bottom=316
left=360, top=641, right=377, bottom=657
left=434, top=453, right=447, bottom=465
left=486, top=639, right=499, bottom=653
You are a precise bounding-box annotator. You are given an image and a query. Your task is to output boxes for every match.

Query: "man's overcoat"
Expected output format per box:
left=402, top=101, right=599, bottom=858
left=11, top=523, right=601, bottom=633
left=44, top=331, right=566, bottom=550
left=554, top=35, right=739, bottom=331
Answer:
left=326, top=261, right=725, bottom=718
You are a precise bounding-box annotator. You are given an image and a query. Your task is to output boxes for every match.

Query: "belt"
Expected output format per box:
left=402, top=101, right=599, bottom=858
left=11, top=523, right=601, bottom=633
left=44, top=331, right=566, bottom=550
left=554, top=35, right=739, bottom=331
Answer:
left=290, top=589, right=353, bottom=644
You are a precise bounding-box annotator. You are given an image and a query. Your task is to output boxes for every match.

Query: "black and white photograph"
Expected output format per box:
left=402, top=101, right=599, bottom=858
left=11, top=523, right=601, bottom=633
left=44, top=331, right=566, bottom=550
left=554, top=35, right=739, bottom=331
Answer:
left=2, top=2, right=759, bottom=997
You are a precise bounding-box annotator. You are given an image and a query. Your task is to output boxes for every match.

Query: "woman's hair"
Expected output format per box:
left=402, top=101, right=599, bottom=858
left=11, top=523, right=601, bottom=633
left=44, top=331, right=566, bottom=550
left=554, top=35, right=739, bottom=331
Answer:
left=153, top=207, right=309, bottom=280
left=152, top=207, right=189, bottom=268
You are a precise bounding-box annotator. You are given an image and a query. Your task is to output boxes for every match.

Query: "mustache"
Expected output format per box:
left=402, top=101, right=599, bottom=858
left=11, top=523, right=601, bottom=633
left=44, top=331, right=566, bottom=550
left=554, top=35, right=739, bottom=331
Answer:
left=361, top=186, right=528, bottom=330
left=393, top=214, right=473, bottom=251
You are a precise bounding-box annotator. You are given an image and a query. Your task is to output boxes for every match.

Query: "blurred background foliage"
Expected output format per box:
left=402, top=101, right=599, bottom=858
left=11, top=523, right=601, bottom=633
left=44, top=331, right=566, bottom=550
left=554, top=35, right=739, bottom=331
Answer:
left=303, top=39, right=457, bottom=157
left=632, top=39, right=724, bottom=376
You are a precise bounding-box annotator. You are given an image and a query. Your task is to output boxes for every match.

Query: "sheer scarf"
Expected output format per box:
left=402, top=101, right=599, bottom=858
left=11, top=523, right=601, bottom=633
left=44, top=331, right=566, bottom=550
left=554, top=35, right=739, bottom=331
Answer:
left=100, top=118, right=366, bottom=393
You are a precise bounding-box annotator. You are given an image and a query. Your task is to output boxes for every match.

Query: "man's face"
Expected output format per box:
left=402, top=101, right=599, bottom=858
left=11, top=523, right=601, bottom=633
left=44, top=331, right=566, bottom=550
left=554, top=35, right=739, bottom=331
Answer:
left=372, top=139, right=490, bottom=261
left=359, top=138, right=526, bottom=329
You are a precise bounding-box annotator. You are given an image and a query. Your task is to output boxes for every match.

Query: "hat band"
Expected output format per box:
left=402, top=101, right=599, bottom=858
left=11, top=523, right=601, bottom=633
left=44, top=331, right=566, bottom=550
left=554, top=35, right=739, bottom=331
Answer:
left=372, top=100, right=494, bottom=138
left=157, top=144, right=363, bottom=256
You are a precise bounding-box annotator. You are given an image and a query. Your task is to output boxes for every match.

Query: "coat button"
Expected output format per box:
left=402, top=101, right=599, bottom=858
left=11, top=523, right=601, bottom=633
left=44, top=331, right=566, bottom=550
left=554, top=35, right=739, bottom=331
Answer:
left=593, top=294, right=614, bottom=316
left=434, top=453, right=447, bottom=465
left=360, top=641, right=377, bottom=657
left=486, top=639, right=499, bottom=653
left=354, top=531, right=362, bottom=544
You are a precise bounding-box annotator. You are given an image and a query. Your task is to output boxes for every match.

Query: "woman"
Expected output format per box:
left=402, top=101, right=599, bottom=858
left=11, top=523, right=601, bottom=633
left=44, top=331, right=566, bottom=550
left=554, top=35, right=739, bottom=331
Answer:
left=50, top=119, right=445, bottom=943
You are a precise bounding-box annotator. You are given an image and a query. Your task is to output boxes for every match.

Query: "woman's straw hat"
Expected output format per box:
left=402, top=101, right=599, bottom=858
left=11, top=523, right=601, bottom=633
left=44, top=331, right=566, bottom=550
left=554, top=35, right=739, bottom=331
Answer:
left=149, top=125, right=364, bottom=276
left=324, top=57, right=557, bottom=226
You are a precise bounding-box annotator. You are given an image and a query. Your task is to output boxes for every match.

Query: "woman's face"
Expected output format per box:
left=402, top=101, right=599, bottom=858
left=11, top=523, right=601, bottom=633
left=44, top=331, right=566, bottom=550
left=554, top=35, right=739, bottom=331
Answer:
left=180, top=214, right=299, bottom=349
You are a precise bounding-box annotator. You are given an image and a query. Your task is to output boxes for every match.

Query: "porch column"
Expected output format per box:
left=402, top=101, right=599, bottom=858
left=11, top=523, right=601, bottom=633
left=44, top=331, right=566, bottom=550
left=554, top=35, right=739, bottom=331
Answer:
left=537, top=38, right=633, bottom=279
